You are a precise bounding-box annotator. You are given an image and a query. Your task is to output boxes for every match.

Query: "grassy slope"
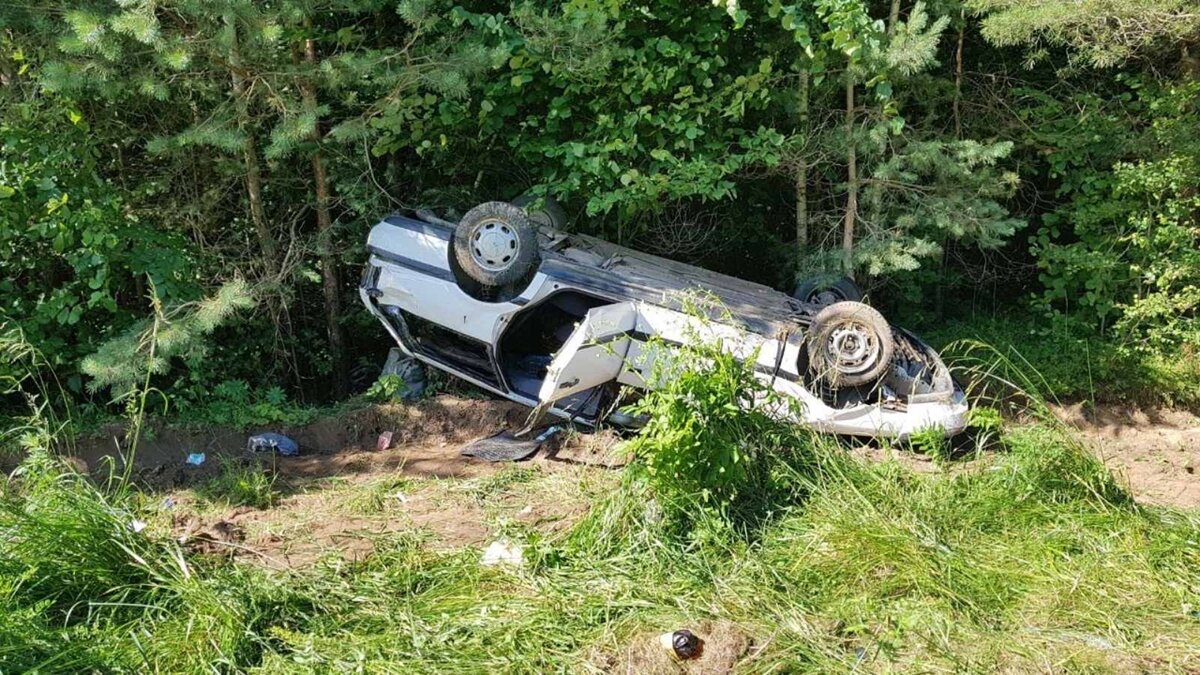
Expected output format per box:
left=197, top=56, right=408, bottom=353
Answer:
left=921, top=314, right=1200, bottom=410
left=2, top=421, right=1199, bottom=673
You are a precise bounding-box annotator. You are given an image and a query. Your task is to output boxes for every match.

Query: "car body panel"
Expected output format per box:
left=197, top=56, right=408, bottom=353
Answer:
left=361, top=212, right=969, bottom=438
left=538, top=302, right=638, bottom=404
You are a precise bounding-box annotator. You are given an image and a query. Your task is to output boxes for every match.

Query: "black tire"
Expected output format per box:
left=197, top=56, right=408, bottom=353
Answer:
left=805, top=301, right=894, bottom=388
left=512, top=194, right=568, bottom=230
left=793, top=275, right=863, bottom=307
left=453, top=201, right=541, bottom=288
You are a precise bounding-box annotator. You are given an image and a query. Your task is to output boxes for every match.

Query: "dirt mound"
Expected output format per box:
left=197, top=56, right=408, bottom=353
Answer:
left=597, top=620, right=751, bottom=674
left=56, top=394, right=624, bottom=569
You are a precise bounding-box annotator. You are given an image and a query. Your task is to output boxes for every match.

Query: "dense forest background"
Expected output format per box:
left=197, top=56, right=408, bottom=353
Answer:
left=1, top=0, right=1198, bottom=416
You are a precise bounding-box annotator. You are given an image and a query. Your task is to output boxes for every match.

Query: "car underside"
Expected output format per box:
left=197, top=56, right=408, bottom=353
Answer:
left=360, top=202, right=968, bottom=439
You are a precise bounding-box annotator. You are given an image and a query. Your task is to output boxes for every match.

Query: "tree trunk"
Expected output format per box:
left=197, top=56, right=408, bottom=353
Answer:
left=935, top=15, right=968, bottom=319
left=795, top=68, right=810, bottom=261
left=298, top=23, right=348, bottom=398
left=887, top=0, right=902, bottom=37
left=225, top=12, right=279, bottom=277
left=953, top=15, right=965, bottom=139
left=242, top=141, right=274, bottom=267
left=842, top=69, right=857, bottom=279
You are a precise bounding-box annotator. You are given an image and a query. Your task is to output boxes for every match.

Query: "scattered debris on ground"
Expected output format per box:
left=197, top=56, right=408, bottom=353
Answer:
left=54, top=395, right=1200, bottom=573
left=58, top=395, right=623, bottom=569
left=71, top=395, right=624, bottom=491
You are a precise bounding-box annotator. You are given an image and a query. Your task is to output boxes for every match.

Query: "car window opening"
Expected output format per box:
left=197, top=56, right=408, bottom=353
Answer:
left=498, top=290, right=614, bottom=419
left=388, top=307, right=501, bottom=389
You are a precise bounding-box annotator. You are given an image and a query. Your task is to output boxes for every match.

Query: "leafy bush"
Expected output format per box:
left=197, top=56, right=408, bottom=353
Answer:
left=620, top=312, right=821, bottom=535
left=1031, top=79, right=1200, bottom=348
left=0, top=96, right=199, bottom=383
left=176, top=379, right=315, bottom=429
left=365, top=374, right=410, bottom=403
left=909, top=424, right=951, bottom=463
left=626, top=339, right=766, bottom=510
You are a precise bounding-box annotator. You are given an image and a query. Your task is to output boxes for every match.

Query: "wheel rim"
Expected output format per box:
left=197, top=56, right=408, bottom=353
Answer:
left=825, top=321, right=880, bottom=376
left=470, top=219, right=520, bottom=271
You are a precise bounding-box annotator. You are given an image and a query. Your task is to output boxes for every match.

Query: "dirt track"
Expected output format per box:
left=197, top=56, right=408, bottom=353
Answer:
left=66, top=396, right=1200, bottom=510
left=70, top=396, right=623, bottom=489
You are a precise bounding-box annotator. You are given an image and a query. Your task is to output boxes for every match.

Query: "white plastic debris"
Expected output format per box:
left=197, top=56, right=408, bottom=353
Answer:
left=185, top=452, right=206, bottom=466
left=517, top=505, right=534, bottom=517
left=129, top=519, right=147, bottom=533
left=480, top=539, right=525, bottom=568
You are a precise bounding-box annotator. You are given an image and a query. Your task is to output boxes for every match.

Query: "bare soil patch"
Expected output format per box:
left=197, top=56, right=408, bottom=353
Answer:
left=176, top=460, right=610, bottom=569
left=69, top=395, right=624, bottom=489
left=597, top=619, right=751, bottom=674
left=62, top=395, right=624, bottom=568
left=1054, top=403, right=1200, bottom=508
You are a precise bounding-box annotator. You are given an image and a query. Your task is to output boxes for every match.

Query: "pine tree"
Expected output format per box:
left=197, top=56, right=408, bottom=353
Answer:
left=761, top=1, right=1022, bottom=283
left=36, top=0, right=485, bottom=397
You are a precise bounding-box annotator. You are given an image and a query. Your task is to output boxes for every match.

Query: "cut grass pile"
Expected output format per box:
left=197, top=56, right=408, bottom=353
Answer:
left=1, top=420, right=1198, bottom=673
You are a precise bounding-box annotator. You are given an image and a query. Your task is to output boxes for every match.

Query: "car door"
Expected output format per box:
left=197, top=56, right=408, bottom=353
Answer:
left=537, top=302, right=639, bottom=406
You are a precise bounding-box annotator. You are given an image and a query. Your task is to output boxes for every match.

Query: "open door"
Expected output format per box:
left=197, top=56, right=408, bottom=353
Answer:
left=537, top=301, right=638, bottom=406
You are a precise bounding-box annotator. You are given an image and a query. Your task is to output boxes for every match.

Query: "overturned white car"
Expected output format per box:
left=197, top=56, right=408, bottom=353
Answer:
left=359, top=201, right=968, bottom=438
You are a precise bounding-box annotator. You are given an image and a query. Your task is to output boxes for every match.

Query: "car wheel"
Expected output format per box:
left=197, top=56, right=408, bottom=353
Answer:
left=512, top=194, right=568, bottom=230
left=805, top=301, right=894, bottom=388
left=453, top=201, right=542, bottom=288
left=793, top=275, right=863, bottom=307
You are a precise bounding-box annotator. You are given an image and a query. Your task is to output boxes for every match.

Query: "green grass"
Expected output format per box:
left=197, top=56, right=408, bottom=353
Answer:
left=922, top=313, right=1200, bottom=410
left=2, top=323, right=1199, bottom=672
left=2, top=416, right=1199, bottom=672
left=197, top=458, right=281, bottom=510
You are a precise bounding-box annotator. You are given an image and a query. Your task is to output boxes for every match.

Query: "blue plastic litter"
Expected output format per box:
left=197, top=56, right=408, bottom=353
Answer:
left=247, top=432, right=299, bottom=457
left=185, top=452, right=206, bottom=466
